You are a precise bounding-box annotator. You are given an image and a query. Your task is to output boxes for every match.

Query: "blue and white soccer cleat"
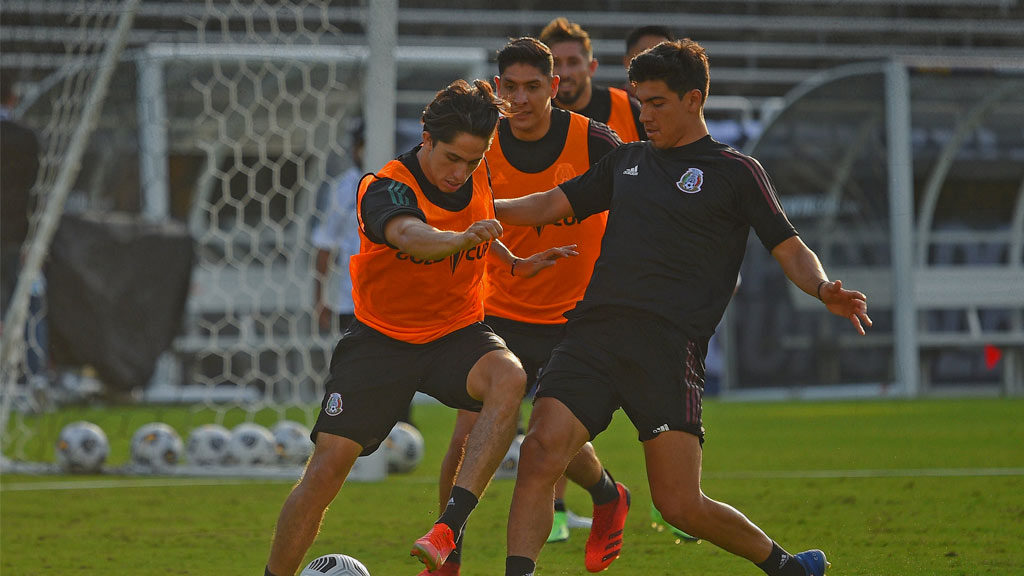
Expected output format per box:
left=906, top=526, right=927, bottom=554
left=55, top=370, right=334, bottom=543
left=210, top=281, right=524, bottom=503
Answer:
left=793, top=549, right=830, bottom=576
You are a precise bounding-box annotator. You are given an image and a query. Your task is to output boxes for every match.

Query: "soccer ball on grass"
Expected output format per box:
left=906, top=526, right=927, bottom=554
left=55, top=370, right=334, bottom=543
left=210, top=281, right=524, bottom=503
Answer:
left=226, top=422, right=276, bottom=466
left=271, top=420, right=313, bottom=465
left=494, top=434, right=525, bottom=479
left=131, top=422, right=184, bottom=471
left=55, top=421, right=109, bottom=473
left=383, top=421, right=424, bottom=473
left=186, top=423, right=231, bottom=466
left=299, top=553, right=371, bottom=576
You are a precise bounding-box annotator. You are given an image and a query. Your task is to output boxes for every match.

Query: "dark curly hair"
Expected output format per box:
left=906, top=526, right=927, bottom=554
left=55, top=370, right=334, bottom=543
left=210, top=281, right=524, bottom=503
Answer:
left=628, top=39, right=710, bottom=105
left=496, top=37, right=553, bottom=78
left=421, top=78, right=511, bottom=144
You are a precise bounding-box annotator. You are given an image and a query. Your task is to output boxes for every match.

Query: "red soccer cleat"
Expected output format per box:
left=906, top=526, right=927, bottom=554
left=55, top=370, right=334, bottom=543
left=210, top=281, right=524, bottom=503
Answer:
left=585, top=482, right=631, bottom=572
left=410, top=523, right=456, bottom=572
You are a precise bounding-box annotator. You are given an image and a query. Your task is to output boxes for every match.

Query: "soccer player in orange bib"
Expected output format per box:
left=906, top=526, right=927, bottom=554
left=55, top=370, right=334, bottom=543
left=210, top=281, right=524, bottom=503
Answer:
left=425, top=38, right=624, bottom=576
left=540, top=17, right=645, bottom=143
left=262, top=80, right=577, bottom=576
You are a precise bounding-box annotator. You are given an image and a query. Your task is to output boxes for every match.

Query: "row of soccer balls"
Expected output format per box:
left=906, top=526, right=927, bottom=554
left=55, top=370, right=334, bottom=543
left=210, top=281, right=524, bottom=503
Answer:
left=55, top=420, right=425, bottom=474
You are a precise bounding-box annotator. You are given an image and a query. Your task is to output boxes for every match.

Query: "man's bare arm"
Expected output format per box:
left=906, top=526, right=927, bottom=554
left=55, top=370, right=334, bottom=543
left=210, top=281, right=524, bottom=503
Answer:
left=771, top=236, right=873, bottom=335
left=384, top=215, right=503, bottom=261
left=494, top=187, right=573, bottom=227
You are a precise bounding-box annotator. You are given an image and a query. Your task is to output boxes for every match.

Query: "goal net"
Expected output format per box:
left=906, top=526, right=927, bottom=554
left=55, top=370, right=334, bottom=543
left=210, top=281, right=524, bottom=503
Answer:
left=1, top=1, right=486, bottom=476
left=1, top=0, right=142, bottom=469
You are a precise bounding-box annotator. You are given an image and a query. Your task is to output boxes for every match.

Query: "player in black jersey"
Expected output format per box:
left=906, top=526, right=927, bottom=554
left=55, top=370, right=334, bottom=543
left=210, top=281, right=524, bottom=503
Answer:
left=499, top=40, right=871, bottom=576
left=539, top=17, right=645, bottom=143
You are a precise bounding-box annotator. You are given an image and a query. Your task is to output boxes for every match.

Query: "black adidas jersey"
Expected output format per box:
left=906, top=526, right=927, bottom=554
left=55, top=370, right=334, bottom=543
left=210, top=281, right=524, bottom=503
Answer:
left=360, top=145, right=477, bottom=246
left=560, top=135, right=797, bottom=341
left=496, top=108, right=621, bottom=172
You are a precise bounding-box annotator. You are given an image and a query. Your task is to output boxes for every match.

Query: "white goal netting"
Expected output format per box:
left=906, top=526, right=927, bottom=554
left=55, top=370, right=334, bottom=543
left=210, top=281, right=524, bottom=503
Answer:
left=1, top=0, right=142, bottom=467
left=1, top=1, right=486, bottom=476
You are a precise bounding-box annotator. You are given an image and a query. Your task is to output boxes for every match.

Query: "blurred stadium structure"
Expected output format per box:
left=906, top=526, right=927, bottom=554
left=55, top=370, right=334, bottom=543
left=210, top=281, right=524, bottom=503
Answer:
left=1, top=1, right=1022, bottom=468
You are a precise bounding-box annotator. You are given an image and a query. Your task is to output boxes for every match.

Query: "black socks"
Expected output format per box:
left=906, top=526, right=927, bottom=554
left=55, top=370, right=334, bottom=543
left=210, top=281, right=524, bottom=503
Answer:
left=505, top=555, right=536, bottom=576
left=437, top=485, right=479, bottom=538
left=586, top=469, right=619, bottom=505
left=756, top=542, right=807, bottom=576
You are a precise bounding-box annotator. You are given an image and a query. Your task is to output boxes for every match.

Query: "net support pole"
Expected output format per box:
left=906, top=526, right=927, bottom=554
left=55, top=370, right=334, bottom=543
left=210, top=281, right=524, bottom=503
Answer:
left=363, top=0, right=397, bottom=173
left=0, top=0, right=143, bottom=430
left=138, top=50, right=170, bottom=221
left=885, top=60, right=919, bottom=397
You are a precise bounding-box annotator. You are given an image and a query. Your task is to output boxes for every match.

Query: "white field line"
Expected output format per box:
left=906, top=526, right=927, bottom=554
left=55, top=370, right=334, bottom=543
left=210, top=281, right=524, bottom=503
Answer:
left=705, top=467, right=1024, bottom=479
left=2, top=467, right=1023, bottom=492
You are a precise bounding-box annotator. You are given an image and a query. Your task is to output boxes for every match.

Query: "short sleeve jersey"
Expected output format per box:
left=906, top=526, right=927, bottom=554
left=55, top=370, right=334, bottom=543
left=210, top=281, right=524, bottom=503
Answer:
left=484, top=109, right=621, bottom=324
left=352, top=146, right=494, bottom=344
left=560, top=135, right=797, bottom=340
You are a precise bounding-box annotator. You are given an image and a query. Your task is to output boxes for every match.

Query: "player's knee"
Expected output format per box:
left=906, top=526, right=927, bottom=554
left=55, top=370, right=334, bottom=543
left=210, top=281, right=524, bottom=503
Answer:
left=518, top=431, right=571, bottom=480
left=485, top=363, right=527, bottom=406
left=653, top=494, right=704, bottom=534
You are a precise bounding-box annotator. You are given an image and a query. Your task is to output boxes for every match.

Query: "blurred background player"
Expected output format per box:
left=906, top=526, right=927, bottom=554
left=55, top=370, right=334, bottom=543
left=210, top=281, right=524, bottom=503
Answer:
left=312, top=119, right=364, bottom=334
left=427, top=38, right=623, bottom=575
left=622, top=25, right=676, bottom=96
left=263, top=79, right=577, bottom=576
left=1, top=69, right=46, bottom=385
left=539, top=17, right=645, bottom=143
left=1, top=70, right=41, bottom=325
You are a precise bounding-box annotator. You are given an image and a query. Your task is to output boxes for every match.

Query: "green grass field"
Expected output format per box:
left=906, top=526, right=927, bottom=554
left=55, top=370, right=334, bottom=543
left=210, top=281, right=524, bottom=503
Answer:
left=2, top=397, right=1023, bottom=575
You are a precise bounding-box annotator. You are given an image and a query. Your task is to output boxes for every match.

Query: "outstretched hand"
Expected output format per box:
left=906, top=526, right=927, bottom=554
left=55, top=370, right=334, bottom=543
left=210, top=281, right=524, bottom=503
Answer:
left=820, top=279, right=873, bottom=335
left=513, top=244, right=579, bottom=278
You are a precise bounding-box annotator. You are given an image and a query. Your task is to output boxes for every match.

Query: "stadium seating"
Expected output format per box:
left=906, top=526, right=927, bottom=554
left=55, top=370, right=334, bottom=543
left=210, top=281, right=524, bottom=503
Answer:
left=3, top=0, right=1024, bottom=124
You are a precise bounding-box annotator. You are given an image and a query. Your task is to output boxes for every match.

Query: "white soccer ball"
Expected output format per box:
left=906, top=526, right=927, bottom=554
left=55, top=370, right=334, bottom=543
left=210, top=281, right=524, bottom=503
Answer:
left=186, top=423, right=231, bottom=466
left=55, top=421, right=109, bottom=473
left=383, top=421, right=424, bottom=473
left=272, top=420, right=313, bottom=465
left=494, top=434, right=525, bottom=479
left=226, top=423, right=276, bottom=466
left=300, top=553, right=371, bottom=576
left=131, top=422, right=184, bottom=471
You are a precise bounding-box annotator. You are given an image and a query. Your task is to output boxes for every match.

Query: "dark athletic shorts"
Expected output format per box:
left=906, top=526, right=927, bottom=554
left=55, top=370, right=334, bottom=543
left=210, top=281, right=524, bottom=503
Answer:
left=484, top=315, right=565, bottom=393
left=312, top=319, right=508, bottom=455
left=535, top=307, right=707, bottom=444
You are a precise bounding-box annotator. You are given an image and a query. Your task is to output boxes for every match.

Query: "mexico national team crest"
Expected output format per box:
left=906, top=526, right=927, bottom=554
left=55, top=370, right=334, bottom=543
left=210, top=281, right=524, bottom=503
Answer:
left=325, top=392, right=344, bottom=416
left=676, top=167, right=704, bottom=194
left=553, top=162, right=577, bottom=185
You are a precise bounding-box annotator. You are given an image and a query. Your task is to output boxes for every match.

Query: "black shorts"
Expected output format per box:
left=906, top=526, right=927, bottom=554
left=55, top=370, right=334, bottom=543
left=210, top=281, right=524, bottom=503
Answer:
left=312, top=319, right=508, bottom=455
left=484, top=315, right=565, bottom=392
left=535, top=307, right=707, bottom=443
